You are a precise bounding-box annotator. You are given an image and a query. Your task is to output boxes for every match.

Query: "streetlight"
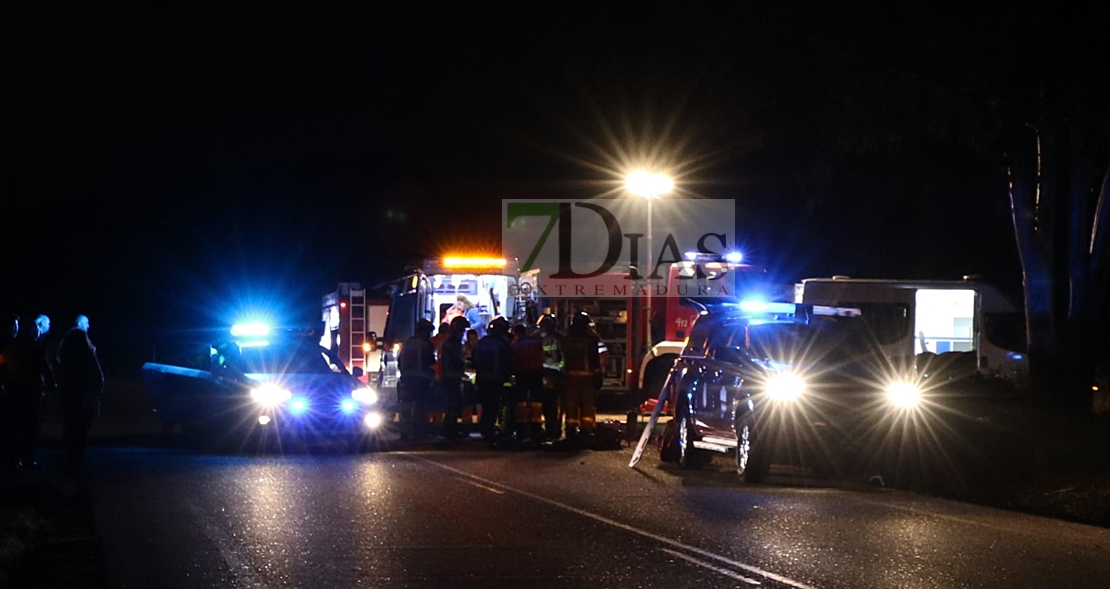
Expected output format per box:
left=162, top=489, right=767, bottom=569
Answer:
left=625, top=171, right=673, bottom=349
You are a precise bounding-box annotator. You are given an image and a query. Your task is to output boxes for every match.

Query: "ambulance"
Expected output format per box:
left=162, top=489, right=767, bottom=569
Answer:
left=375, top=256, right=535, bottom=401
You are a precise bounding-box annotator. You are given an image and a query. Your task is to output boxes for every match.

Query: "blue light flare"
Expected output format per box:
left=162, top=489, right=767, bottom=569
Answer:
left=289, top=397, right=309, bottom=415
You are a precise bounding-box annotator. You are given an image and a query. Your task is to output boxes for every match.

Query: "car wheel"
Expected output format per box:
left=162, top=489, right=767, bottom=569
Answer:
left=677, top=404, right=710, bottom=469
left=736, top=412, right=772, bottom=483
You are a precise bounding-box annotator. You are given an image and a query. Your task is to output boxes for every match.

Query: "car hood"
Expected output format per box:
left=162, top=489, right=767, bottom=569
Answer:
left=244, top=372, right=365, bottom=397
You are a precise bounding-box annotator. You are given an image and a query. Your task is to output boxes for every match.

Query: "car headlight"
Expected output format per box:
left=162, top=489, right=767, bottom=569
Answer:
left=351, top=387, right=379, bottom=405
left=886, top=382, right=922, bottom=409
left=251, top=384, right=292, bottom=406
left=363, top=412, right=383, bottom=429
left=765, top=373, right=805, bottom=401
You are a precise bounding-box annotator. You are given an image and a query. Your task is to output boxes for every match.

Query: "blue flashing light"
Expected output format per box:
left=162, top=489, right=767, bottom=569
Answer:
left=231, top=322, right=271, bottom=338
left=239, top=340, right=270, bottom=349
left=724, top=251, right=743, bottom=263
left=340, top=399, right=357, bottom=414
left=739, top=300, right=768, bottom=313
left=289, top=397, right=309, bottom=415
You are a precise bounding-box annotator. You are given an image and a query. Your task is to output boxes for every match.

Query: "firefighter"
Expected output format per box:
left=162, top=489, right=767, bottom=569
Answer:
left=438, top=316, right=469, bottom=438
left=562, top=312, right=602, bottom=444
left=471, top=316, right=513, bottom=443
left=429, top=321, right=451, bottom=428
left=397, top=319, right=436, bottom=439
left=511, top=323, right=545, bottom=443
left=537, top=314, right=564, bottom=441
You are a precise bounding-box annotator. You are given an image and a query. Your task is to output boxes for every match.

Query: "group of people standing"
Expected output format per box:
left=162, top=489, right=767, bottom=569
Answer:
left=397, top=310, right=606, bottom=448
left=0, top=313, right=104, bottom=474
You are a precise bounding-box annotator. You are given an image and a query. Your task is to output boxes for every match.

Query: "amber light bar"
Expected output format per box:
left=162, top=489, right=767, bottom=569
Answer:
left=442, top=257, right=508, bottom=268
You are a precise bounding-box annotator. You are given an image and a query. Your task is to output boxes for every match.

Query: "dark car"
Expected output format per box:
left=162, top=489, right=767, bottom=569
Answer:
left=143, top=324, right=386, bottom=452
left=658, top=302, right=925, bottom=483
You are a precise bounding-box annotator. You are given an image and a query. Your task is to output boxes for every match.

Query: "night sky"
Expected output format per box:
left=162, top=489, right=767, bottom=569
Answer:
left=5, top=4, right=1105, bottom=374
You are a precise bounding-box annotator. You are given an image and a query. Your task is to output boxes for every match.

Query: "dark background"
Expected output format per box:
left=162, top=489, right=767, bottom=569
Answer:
left=6, top=3, right=1100, bottom=375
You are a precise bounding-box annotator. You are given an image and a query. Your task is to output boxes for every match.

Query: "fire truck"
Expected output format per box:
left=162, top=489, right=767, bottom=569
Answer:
left=375, top=256, right=536, bottom=401
left=320, top=283, right=389, bottom=384
left=536, top=254, right=781, bottom=398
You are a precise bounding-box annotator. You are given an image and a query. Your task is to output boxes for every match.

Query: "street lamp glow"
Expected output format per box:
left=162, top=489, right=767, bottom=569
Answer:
left=625, top=171, right=673, bottom=198
left=625, top=170, right=673, bottom=353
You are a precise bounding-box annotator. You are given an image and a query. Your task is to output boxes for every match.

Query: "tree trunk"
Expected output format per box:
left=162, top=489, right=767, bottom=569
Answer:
left=1008, top=126, right=1057, bottom=359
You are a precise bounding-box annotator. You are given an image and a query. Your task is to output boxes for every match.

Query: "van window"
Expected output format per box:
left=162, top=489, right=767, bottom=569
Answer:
left=851, top=303, right=911, bottom=346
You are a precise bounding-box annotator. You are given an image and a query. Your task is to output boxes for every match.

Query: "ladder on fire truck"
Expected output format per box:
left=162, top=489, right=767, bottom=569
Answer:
left=345, top=285, right=367, bottom=375
left=325, top=282, right=369, bottom=379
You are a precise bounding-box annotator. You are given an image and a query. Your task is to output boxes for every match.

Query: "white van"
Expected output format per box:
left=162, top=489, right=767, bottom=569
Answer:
left=795, top=277, right=1029, bottom=386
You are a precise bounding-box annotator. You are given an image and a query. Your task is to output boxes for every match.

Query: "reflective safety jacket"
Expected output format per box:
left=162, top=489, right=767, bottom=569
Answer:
left=541, top=333, right=564, bottom=372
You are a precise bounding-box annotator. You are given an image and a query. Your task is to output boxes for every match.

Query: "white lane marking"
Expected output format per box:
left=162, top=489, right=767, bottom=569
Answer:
left=661, top=548, right=762, bottom=585
left=460, top=478, right=505, bottom=494
left=188, top=501, right=269, bottom=589
left=413, top=456, right=818, bottom=589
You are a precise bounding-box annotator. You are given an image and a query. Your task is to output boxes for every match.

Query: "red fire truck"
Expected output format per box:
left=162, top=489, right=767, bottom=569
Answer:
left=320, top=283, right=389, bottom=384
left=536, top=255, right=779, bottom=398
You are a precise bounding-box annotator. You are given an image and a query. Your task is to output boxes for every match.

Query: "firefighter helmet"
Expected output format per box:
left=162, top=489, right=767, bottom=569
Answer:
left=488, top=316, right=511, bottom=335
left=414, top=319, right=435, bottom=335
left=536, top=314, right=556, bottom=333
left=450, top=316, right=470, bottom=331
left=571, top=312, right=592, bottom=329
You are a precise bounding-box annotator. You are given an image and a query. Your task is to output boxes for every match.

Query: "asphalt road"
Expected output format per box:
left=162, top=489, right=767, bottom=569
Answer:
left=78, top=437, right=1110, bottom=589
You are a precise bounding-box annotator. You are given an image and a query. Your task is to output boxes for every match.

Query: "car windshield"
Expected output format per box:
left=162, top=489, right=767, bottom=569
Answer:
left=747, top=319, right=869, bottom=367
left=236, top=340, right=343, bottom=375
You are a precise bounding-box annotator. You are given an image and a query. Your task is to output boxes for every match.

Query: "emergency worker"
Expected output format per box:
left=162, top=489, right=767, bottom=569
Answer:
left=57, top=315, right=104, bottom=474
left=428, top=322, right=452, bottom=427
left=1, top=316, right=55, bottom=468
left=397, top=319, right=436, bottom=439
left=561, top=312, right=602, bottom=443
left=455, top=295, right=486, bottom=338
left=511, top=324, right=545, bottom=442
left=471, top=317, right=513, bottom=442
left=438, top=316, right=469, bottom=438
left=538, top=314, right=564, bottom=441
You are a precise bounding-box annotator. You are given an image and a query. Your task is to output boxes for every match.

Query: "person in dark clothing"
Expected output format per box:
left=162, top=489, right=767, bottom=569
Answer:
left=1, top=316, right=55, bottom=469
left=57, top=315, right=104, bottom=474
left=561, top=312, right=602, bottom=442
left=437, top=316, right=469, bottom=438
left=511, top=324, right=545, bottom=443
left=0, top=314, right=18, bottom=462
left=1, top=314, right=17, bottom=351
left=538, top=314, right=564, bottom=441
left=397, top=319, right=436, bottom=439
left=471, top=317, right=514, bottom=442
